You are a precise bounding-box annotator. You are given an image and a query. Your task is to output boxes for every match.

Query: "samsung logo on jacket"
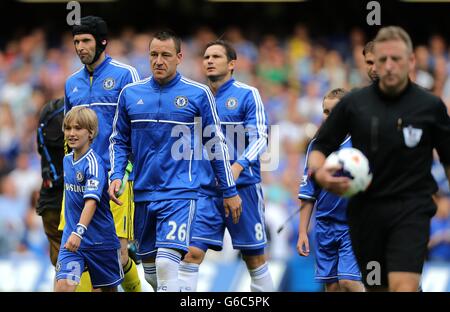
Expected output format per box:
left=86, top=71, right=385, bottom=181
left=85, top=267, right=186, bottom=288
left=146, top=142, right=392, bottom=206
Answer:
left=65, top=183, right=86, bottom=193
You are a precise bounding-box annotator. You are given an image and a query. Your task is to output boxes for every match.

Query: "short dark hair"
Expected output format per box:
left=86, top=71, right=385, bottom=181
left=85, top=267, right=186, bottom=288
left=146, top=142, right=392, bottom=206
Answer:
left=152, top=29, right=181, bottom=53
left=205, top=39, right=237, bottom=62
left=362, top=41, right=375, bottom=57
left=324, top=88, right=347, bottom=101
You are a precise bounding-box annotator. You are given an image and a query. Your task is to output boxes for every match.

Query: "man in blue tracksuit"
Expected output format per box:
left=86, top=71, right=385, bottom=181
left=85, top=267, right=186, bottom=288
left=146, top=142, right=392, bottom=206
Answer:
left=63, top=16, right=141, bottom=292
left=108, top=30, right=242, bottom=292
left=178, top=40, right=274, bottom=292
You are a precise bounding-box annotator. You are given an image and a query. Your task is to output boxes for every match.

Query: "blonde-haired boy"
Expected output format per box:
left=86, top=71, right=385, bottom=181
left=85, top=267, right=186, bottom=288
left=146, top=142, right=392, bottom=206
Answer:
left=55, top=107, right=122, bottom=292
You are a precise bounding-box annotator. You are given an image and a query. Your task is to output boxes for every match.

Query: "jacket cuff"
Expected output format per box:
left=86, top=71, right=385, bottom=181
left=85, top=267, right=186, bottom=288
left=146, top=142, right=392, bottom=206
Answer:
left=236, top=158, right=250, bottom=170
left=222, top=185, right=238, bottom=198
left=110, top=173, right=124, bottom=182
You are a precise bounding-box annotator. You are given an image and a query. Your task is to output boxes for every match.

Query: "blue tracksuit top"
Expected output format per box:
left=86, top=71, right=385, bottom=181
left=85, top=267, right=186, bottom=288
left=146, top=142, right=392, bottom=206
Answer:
left=109, top=72, right=238, bottom=202
left=64, top=55, right=140, bottom=170
left=199, top=78, right=269, bottom=196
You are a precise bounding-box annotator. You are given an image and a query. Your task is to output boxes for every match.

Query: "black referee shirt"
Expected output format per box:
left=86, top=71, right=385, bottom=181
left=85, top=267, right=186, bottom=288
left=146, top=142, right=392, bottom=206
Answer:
left=313, top=81, right=450, bottom=199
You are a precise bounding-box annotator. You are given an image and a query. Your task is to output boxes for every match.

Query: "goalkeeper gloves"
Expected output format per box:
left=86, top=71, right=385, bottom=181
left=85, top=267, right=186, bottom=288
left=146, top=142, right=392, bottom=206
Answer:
left=116, top=161, right=133, bottom=197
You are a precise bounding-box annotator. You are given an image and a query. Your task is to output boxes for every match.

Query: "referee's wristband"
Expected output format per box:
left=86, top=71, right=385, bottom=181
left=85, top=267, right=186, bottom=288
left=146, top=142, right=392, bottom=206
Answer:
left=72, top=223, right=87, bottom=240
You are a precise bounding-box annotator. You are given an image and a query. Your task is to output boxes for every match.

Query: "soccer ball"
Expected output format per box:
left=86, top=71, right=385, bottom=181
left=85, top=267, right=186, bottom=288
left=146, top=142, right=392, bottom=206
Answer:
left=324, top=147, right=372, bottom=197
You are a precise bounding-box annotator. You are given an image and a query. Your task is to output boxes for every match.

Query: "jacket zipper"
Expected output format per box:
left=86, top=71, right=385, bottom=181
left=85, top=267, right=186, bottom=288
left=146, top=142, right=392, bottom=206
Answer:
left=89, top=71, right=94, bottom=107
left=157, top=87, right=162, bottom=121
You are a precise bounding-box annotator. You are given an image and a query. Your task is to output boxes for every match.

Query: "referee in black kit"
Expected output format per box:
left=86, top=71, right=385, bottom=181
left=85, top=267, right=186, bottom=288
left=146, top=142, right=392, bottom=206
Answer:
left=307, top=26, right=450, bottom=292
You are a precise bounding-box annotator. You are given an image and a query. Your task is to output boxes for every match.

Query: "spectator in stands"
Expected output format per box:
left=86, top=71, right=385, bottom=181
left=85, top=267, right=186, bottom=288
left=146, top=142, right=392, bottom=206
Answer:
left=0, top=175, right=27, bottom=255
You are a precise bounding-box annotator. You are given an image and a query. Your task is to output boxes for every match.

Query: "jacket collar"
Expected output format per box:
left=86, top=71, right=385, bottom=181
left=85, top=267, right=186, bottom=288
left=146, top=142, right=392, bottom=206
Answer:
left=374, top=78, right=412, bottom=101
left=83, top=54, right=111, bottom=77
left=150, top=72, right=181, bottom=89
left=215, top=77, right=235, bottom=97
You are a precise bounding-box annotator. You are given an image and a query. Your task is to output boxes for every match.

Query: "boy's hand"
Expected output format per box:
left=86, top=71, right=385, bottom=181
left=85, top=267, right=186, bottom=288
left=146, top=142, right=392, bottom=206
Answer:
left=65, top=233, right=81, bottom=252
left=297, top=232, right=310, bottom=256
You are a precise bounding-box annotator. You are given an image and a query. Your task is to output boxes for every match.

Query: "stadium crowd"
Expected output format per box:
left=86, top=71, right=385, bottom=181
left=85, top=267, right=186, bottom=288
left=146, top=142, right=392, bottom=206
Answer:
left=0, top=23, right=449, bottom=268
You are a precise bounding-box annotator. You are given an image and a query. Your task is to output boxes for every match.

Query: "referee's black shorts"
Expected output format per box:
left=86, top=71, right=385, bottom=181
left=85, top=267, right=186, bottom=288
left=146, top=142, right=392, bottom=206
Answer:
left=347, top=195, right=437, bottom=289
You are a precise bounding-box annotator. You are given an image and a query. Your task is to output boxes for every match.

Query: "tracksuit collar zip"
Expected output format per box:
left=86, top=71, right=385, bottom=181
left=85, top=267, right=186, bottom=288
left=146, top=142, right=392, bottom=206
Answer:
left=83, top=55, right=111, bottom=78
left=215, top=78, right=235, bottom=97
left=150, top=72, right=182, bottom=90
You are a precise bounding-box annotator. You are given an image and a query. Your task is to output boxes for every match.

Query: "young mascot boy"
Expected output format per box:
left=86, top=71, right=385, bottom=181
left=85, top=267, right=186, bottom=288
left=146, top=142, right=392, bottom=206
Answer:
left=55, top=107, right=122, bottom=292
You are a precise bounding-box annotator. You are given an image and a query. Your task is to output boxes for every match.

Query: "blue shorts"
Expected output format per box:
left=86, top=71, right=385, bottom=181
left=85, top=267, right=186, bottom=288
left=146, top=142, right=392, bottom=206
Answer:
left=134, top=199, right=196, bottom=258
left=191, top=183, right=267, bottom=252
left=314, top=219, right=361, bottom=283
left=190, top=193, right=225, bottom=251
left=55, top=247, right=123, bottom=288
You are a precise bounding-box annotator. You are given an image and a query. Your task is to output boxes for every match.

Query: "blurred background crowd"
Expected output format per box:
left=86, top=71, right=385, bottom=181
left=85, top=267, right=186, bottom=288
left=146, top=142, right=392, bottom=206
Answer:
left=0, top=0, right=449, bottom=291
